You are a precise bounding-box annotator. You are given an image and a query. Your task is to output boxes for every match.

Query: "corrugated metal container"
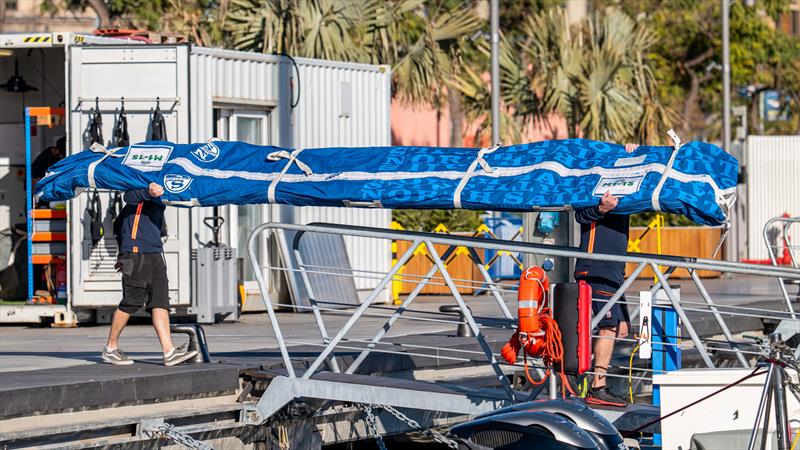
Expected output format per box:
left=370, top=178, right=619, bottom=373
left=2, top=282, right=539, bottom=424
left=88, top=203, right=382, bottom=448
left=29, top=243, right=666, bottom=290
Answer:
left=746, top=136, right=800, bottom=260
left=188, top=48, right=392, bottom=294
left=289, top=57, right=391, bottom=291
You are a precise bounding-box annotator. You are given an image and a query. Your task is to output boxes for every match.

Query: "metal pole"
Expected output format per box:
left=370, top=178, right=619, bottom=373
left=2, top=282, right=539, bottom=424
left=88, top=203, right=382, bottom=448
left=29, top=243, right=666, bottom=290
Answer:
left=651, top=263, right=716, bottom=368
left=248, top=225, right=296, bottom=377
left=771, top=333, right=790, bottom=450
left=347, top=244, right=462, bottom=374
left=590, top=262, right=647, bottom=329
left=466, top=246, right=513, bottom=319
left=293, top=250, right=341, bottom=373
left=722, top=0, right=735, bottom=263
left=690, top=269, right=750, bottom=367
left=748, top=363, right=775, bottom=450
left=301, top=240, right=420, bottom=379
left=763, top=217, right=797, bottom=319
left=490, top=0, right=500, bottom=144
left=722, top=0, right=731, bottom=154
left=25, top=108, right=33, bottom=301
left=425, top=240, right=517, bottom=400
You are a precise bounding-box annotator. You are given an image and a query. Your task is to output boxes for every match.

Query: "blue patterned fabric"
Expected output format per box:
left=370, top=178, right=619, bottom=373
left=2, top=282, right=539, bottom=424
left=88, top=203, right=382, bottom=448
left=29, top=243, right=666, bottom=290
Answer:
left=35, top=138, right=738, bottom=225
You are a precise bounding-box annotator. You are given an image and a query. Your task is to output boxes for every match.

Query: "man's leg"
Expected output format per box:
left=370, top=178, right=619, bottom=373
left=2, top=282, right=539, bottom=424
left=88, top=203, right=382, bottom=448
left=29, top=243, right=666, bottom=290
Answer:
left=106, top=309, right=131, bottom=350
left=102, top=258, right=145, bottom=365
left=592, top=326, right=617, bottom=389
left=149, top=253, right=198, bottom=366
left=592, top=321, right=629, bottom=388
left=151, top=307, right=175, bottom=354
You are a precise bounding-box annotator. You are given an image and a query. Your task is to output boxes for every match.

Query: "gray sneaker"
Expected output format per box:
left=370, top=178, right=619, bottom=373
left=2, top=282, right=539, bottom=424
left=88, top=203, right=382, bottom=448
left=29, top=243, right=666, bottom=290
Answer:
left=101, top=347, right=134, bottom=365
left=163, top=344, right=198, bottom=366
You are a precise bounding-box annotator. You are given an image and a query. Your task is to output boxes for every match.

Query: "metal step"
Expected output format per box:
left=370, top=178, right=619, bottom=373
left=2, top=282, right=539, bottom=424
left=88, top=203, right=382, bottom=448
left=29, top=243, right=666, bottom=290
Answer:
left=243, top=371, right=516, bottom=425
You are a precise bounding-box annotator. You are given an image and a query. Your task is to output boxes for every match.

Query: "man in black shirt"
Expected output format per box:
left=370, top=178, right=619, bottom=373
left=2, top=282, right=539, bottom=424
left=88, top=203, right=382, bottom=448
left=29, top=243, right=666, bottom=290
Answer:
left=575, top=143, right=638, bottom=406
left=101, top=182, right=197, bottom=366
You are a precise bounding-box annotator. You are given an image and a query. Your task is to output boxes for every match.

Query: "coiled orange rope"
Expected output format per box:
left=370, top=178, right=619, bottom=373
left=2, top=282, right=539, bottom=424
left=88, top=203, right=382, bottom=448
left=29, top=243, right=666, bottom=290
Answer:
left=521, top=308, right=578, bottom=399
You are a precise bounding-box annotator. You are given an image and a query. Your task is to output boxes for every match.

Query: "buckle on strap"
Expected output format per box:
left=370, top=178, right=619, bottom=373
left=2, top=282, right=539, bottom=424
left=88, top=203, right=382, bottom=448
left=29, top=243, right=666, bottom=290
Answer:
left=651, top=129, right=683, bottom=212
left=453, top=142, right=502, bottom=209
left=87, top=143, right=125, bottom=189
left=266, top=149, right=312, bottom=203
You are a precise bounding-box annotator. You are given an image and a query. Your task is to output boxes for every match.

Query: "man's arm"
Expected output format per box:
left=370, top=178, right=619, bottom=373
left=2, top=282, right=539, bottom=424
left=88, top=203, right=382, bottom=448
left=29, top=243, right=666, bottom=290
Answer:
left=123, top=189, right=152, bottom=204
left=123, top=183, right=164, bottom=204
left=576, top=191, right=619, bottom=224
left=575, top=205, right=605, bottom=224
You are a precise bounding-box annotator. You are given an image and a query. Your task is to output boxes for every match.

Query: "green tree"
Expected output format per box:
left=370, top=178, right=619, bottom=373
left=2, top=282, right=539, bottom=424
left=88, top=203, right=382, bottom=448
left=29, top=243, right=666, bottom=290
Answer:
left=41, top=0, right=227, bottom=46
left=393, top=209, right=484, bottom=232
left=595, top=0, right=799, bottom=138
left=453, top=7, right=674, bottom=145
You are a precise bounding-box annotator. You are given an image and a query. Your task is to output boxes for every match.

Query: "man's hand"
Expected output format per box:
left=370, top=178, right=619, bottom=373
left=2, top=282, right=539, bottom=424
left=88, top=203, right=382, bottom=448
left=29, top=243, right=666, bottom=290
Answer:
left=148, top=183, right=164, bottom=198
left=624, top=143, right=639, bottom=153
left=598, top=191, right=618, bottom=214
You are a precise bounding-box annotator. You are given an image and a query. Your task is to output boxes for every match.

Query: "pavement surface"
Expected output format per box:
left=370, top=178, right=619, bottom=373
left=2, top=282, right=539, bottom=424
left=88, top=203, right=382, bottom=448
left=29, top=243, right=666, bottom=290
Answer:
left=0, top=275, right=797, bottom=374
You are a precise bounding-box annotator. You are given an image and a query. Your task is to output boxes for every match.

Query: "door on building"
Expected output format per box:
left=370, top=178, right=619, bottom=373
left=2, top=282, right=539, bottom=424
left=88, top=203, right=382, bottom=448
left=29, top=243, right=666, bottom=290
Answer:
left=214, top=109, right=274, bottom=296
left=68, top=44, right=191, bottom=308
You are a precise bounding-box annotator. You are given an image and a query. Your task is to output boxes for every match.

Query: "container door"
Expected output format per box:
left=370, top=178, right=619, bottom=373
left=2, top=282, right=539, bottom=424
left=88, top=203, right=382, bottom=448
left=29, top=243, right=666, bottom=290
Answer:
left=215, top=109, right=272, bottom=296
left=67, top=44, right=191, bottom=308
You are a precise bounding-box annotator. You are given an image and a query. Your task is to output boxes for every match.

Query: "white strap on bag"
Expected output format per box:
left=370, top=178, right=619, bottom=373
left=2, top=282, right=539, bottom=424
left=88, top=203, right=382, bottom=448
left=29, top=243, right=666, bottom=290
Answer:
left=266, top=149, right=312, bottom=203
left=453, top=143, right=502, bottom=209
left=87, top=143, right=125, bottom=188
left=651, top=129, right=683, bottom=212
left=162, top=198, right=202, bottom=207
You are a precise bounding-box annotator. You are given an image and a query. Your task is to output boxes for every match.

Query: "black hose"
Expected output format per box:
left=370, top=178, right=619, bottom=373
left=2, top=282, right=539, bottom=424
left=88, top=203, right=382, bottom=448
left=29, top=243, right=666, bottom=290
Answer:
left=282, top=53, right=301, bottom=109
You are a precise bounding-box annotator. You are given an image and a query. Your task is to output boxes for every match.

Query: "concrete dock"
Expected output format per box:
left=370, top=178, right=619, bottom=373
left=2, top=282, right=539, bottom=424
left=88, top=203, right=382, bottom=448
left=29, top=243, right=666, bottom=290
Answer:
left=0, top=275, right=795, bottom=448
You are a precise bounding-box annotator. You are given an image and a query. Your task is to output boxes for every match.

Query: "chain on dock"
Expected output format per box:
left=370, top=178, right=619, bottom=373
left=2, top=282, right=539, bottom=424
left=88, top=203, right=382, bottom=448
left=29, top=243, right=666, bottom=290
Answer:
left=363, top=404, right=388, bottom=450
left=363, top=403, right=458, bottom=449
left=144, top=422, right=215, bottom=450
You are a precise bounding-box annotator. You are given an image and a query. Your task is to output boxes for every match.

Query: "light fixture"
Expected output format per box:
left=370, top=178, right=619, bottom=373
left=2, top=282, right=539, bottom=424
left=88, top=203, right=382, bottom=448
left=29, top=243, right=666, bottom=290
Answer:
left=0, top=59, right=38, bottom=93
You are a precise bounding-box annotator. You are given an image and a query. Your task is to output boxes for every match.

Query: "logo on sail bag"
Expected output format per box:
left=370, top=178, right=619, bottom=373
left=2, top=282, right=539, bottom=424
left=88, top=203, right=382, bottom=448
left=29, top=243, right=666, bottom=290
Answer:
left=593, top=175, right=644, bottom=196
left=163, top=174, right=193, bottom=193
left=123, top=145, right=173, bottom=172
left=190, top=141, right=220, bottom=163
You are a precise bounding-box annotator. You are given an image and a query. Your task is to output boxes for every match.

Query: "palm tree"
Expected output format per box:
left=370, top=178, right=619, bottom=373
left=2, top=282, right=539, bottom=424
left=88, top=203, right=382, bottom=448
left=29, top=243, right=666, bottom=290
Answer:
left=225, top=0, right=481, bottom=146
left=226, top=0, right=361, bottom=60
left=454, top=7, right=674, bottom=145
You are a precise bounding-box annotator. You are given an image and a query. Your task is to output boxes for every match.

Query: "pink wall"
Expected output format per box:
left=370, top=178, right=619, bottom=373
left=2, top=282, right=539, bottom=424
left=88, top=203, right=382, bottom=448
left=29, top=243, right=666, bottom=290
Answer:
left=391, top=99, right=570, bottom=147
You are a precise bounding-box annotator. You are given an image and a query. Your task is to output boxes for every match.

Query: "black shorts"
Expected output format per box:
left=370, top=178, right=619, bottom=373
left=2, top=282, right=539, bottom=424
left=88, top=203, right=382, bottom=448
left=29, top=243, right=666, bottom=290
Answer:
left=117, top=252, right=170, bottom=314
left=580, top=277, right=630, bottom=330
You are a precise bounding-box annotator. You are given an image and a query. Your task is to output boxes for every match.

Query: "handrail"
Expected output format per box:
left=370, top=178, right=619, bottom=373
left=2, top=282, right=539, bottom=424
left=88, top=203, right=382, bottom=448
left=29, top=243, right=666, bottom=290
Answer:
left=245, top=220, right=798, bottom=422
left=293, top=222, right=800, bottom=279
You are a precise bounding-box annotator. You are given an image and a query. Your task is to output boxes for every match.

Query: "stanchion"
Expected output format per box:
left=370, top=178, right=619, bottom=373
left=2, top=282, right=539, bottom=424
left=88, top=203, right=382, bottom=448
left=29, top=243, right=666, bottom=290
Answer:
left=651, top=286, right=681, bottom=446
left=747, top=333, right=794, bottom=450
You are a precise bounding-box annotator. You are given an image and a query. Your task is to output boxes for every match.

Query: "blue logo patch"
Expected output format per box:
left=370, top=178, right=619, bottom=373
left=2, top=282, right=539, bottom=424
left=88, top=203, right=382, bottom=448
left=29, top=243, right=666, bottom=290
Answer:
left=163, top=174, right=193, bottom=193
left=190, top=142, right=220, bottom=163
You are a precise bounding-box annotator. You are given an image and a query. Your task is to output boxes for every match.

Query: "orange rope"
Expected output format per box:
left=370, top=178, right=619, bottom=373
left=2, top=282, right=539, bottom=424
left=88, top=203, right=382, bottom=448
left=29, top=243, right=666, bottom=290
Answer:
left=520, top=308, right=578, bottom=399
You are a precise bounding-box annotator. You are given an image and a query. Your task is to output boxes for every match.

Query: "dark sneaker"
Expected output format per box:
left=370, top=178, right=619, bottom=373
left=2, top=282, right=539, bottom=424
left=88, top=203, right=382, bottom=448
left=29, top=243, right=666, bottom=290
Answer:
left=101, top=347, right=134, bottom=365
left=586, top=386, right=628, bottom=407
left=163, top=344, right=198, bottom=366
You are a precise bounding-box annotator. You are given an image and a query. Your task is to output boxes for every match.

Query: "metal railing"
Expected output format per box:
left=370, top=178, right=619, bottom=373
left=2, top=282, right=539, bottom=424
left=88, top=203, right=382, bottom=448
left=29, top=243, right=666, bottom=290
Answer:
left=763, top=216, right=800, bottom=310
left=245, top=221, right=800, bottom=422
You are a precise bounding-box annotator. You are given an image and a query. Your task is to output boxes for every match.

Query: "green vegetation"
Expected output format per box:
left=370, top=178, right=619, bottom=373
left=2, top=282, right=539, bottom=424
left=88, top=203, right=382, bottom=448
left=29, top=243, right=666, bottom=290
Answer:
left=596, top=0, right=800, bottom=136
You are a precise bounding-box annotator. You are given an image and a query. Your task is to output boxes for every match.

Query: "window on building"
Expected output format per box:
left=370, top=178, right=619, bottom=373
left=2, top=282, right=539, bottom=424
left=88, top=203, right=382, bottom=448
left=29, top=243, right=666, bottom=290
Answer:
left=792, top=11, right=799, bottom=36
left=6, top=0, right=17, bottom=10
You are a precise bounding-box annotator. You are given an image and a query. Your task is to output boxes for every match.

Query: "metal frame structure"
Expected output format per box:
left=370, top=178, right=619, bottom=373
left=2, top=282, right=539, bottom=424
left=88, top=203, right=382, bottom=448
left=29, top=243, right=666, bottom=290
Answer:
left=243, top=222, right=800, bottom=426
left=763, top=216, right=799, bottom=311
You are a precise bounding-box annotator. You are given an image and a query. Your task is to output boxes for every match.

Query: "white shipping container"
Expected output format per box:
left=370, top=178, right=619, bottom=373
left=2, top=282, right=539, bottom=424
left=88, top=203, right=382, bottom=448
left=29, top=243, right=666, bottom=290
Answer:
left=0, top=32, right=392, bottom=322
left=745, top=136, right=800, bottom=260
